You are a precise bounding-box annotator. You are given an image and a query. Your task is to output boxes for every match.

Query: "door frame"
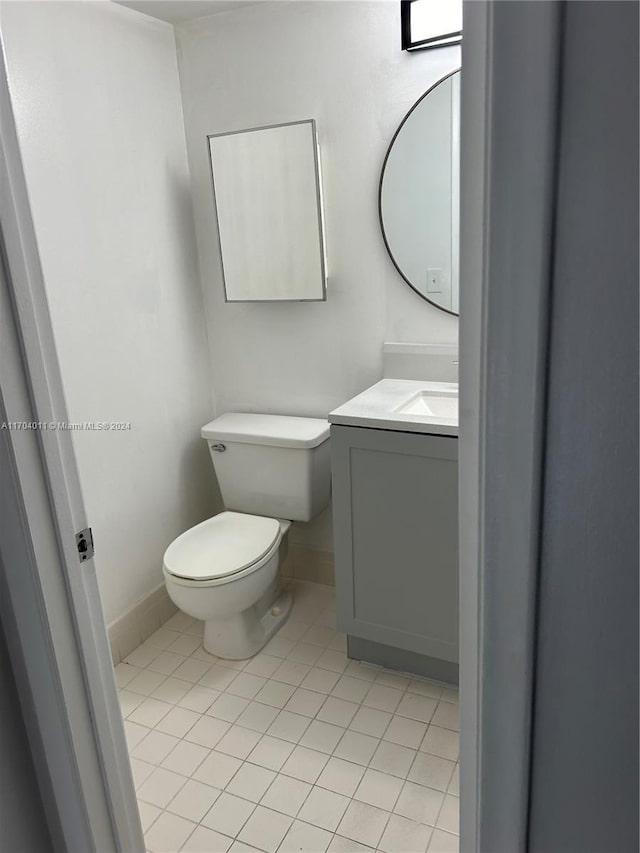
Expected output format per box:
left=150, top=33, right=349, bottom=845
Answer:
left=459, top=1, right=563, bottom=850
left=0, top=2, right=566, bottom=850
left=0, top=41, right=144, bottom=853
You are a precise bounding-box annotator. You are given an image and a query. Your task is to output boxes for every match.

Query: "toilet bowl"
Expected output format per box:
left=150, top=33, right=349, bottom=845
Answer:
left=162, top=413, right=331, bottom=660
left=163, top=511, right=292, bottom=660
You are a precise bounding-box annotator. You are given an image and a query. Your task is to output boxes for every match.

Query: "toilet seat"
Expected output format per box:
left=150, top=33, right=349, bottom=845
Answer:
left=163, top=511, right=282, bottom=586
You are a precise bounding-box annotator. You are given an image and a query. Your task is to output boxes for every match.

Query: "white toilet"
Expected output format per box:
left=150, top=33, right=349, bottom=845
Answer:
left=162, top=413, right=331, bottom=660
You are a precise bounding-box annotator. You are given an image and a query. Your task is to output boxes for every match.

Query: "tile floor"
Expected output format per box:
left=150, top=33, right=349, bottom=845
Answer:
left=116, top=581, right=460, bottom=853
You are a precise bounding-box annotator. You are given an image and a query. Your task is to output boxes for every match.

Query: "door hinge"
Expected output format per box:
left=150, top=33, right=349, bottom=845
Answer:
left=76, top=527, right=94, bottom=562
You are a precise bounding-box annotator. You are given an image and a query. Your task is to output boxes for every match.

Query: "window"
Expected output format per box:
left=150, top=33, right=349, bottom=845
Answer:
left=401, top=0, right=463, bottom=52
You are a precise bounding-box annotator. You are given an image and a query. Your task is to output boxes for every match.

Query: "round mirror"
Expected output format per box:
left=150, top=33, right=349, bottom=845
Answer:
left=379, top=69, right=460, bottom=315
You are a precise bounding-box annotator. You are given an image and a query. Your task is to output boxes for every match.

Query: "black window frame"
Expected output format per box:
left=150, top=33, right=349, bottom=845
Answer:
left=400, top=0, right=463, bottom=52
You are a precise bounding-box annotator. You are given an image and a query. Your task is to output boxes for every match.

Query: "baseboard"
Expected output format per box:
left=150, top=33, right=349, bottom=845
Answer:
left=107, top=584, right=177, bottom=665
left=280, top=543, right=335, bottom=586
left=348, top=635, right=459, bottom=685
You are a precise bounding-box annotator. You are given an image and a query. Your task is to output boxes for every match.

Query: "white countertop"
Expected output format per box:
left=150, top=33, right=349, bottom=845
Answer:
left=329, top=379, right=459, bottom=437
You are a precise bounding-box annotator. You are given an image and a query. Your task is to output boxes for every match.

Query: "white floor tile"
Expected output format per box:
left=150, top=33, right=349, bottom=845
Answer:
left=278, top=620, right=311, bottom=643
left=227, top=842, right=261, bottom=853
left=226, top=672, right=267, bottom=700
left=184, top=716, right=230, bottom=749
left=144, top=810, right=196, bottom=853
left=428, top=828, right=459, bottom=852
left=155, top=706, right=200, bottom=739
left=299, top=785, right=350, bottom=832
left=145, top=628, right=183, bottom=650
left=394, top=781, right=444, bottom=826
left=172, top=658, right=214, bottom=684
left=375, top=671, right=411, bottom=691
left=242, top=654, right=282, bottom=679
left=128, top=669, right=168, bottom=696
left=271, top=659, right=311, bottom=686
left=267, top=709, right=312, bottom=743
left=378, top=813, right=432, bottom=853
left=336, top=800, right=390, bottom=849
left=300, top=667, right=340, bottom=695
left=178, top=685, right=220, bottom=714
left=152, top=677, right=192, bottom=705
left=436, top=794, right=460, bottom=835
left=123, top=720, right=150, bottom=751
left=396, top=692, right=438, bottom=724
left=202, top=791, right=255, bottom=838
left=193, top=751, right=242, bottom=789
left=315, top=649, right=349, bottom=673
left=407, top=753, right=456, bottom=792
left=260, top=773, right=311, bottom=817
left=326, top=834, right=374, bottom=852
left=132, top=730, right=180, bottom=765
left=317, top=697, right=359, bottom=727
left=421, top=725, right=459, bottom=761
left=180, top=825, right=233, bottom=853
left=129, top=697, right=174, bottom=729
left=448, top=764, right=460, bottom=796
left=147, top=652, right=187, bottom=677
left=167, top=778, right=221, bottom=822
left=331, top=676, right=370, bottom=705
left=167, top=634, right=203, bottom=657
left=284, top=688, right=326, bottom=719
left=354, top=768, right=403, bottom=811
left=254, top=680, right=296, bottom=709
left=114, top=662, right=142, bottom=688
left=161, top=740, right=210, bottom=777
left=246, top=734, right=294, bottom=771
left=207, top=693, right=251, bottom=723
left=316, top=757, right=365, bottom=798
left=226, top=762, right=276, bottom=802
left=125, top=645, right=160, bottom=669
left=334, top=730, right=379, bottom=766
left=137, top=800, right=161, bottom=832
left=302, top=625, right=336, bottom=647
left=137, top=767, right=187, bottom=808
left=431, top=701, right=459, bottom=732
left=384, top=715, right=428, bottom=749
left=343, top=661, right=377, bottom=683
left=262, top=635, right=296, bottom=658
left=440, top=687, right=459, bottom=704
left=215, top=726, right=262, bottom=760
left=299, top=719, right=345, bottom=754
left=288, top=642, right=323, bottom=666
left=362, top=684, right=403, bottom=714
left=162, top=611, right=195, bottom=633
left=279, top=819, right=333, bottom=852
left=235, top=701, right=280, bottom=733
left=199, top=664, right=239, bottom=692
left=237, top=805, right=292, bottom=853
left=407, top=679, right=444, bottom=699
left=370, top=740, right=416, bottom=778
left=348, top=706, right=391, bottom=738
left=130, top=758, right=155, bottom=789
left=119, top=690, right=144, bottom=717
left=280, top=745, right=329, bottom=783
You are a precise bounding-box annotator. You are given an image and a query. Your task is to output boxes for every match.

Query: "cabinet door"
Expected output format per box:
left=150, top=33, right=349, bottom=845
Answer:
left=331, top=425, right=458, bottom=662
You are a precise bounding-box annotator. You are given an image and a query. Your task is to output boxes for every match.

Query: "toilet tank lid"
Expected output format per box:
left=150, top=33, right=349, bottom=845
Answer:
left=201, top=413, right=330, bottom=449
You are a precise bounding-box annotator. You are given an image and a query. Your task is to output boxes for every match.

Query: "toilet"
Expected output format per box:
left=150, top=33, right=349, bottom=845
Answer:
left=162, top=413, right=331, bottom=660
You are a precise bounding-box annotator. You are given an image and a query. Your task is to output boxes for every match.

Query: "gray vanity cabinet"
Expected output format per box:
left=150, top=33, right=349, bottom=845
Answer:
left=331, top=424, right=459, bottom=673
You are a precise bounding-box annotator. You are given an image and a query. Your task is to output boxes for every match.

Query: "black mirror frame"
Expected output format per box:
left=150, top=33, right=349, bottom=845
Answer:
left=378, top=68, right=461, bottom=316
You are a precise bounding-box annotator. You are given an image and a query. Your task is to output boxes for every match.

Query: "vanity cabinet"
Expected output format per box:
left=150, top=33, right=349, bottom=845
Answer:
left=331, top=424, right=458, bottom=678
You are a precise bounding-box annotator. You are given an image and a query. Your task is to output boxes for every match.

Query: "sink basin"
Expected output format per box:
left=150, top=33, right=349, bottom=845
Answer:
left=396, top=391, right=458, bottom=419
left=329, top=378, right=459, bottom=436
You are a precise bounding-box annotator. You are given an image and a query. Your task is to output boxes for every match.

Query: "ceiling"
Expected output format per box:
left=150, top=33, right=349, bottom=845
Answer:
left=115, top=1, right=263, bottom=25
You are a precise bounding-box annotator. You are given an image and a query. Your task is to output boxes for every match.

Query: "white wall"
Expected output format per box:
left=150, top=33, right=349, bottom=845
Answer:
left=175, top=0, right=460, bottom=548
left=1, top=0, right=218, bottom=624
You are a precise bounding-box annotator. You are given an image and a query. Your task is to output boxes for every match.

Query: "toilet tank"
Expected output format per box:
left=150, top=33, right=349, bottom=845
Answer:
left=201, top=413, right=331, bottom=522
